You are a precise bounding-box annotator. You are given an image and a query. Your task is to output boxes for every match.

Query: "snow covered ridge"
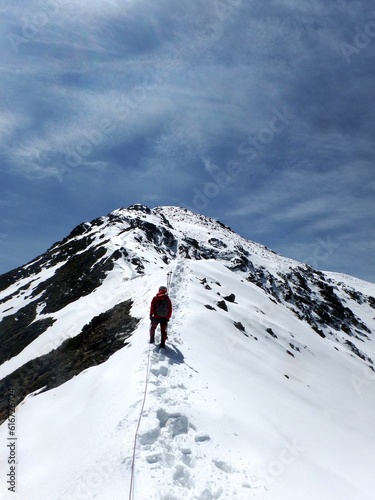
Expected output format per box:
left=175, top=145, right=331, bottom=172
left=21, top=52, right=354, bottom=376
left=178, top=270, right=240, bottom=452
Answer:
left=0, top=204, right=375, bottom=499
left=0, top=204, right=374, bottom=397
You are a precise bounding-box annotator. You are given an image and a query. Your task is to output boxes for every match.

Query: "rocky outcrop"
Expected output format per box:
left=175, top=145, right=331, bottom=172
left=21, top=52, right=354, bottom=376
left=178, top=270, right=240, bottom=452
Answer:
left=0, top=300, right=138, bottom=425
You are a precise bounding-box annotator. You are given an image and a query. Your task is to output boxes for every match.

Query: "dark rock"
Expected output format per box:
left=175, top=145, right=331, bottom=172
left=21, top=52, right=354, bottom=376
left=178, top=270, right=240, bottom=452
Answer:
left=266, top=327, right=277, bottom=339
left=0, top=300, right=139, bottom=425
left=217, top=300, right=228, bottom=312
left=233, top=321, right=245, bottom=332
left=127, top=204, right=151, bottom=214
left=0, top=301, right=55, bottom=364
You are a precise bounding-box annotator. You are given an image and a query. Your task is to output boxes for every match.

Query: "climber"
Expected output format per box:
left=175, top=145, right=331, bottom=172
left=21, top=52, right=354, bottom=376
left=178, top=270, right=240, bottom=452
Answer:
left=149, top=286, right=172, bottom=348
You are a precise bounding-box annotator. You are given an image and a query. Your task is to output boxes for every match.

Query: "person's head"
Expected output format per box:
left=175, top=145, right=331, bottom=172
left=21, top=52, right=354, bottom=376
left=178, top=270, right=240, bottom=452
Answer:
left=159, top=286, right=167, bottom=293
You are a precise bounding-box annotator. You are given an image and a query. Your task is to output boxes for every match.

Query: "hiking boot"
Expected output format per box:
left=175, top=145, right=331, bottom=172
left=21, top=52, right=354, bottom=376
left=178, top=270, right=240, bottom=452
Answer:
left=149, top=335, right=155, bottom=344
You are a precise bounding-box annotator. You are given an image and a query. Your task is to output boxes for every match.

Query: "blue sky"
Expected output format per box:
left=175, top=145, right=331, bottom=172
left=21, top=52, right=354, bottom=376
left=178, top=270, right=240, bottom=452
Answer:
left=1, top=0, right=374, bottom=282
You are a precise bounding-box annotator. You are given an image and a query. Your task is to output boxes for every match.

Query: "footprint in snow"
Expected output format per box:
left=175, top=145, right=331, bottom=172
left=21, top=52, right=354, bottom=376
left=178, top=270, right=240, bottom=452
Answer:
left=151, top=365, right=169, bottom=377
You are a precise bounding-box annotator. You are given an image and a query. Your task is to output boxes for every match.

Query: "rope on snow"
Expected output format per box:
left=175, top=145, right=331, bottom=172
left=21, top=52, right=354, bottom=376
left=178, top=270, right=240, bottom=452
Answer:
left=128, top=263, right=178, bottom=499
left=128, top=342, right=152, bottom=500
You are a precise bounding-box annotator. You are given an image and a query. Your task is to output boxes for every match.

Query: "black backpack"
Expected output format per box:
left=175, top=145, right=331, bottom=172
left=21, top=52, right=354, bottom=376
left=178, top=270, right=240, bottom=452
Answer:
left=155, top=296, right=169, bottom=317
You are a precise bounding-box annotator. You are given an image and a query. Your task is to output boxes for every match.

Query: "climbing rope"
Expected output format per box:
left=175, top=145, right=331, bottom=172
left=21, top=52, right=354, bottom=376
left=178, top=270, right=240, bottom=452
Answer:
left=128, top=341, right=152, bottom=500
left=128, top=264, right=177, bottom=499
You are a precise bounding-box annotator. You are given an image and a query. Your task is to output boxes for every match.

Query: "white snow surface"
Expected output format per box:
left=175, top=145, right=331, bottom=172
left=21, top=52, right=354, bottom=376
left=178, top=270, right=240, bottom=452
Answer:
left=0, top=205, right=374, bottom=500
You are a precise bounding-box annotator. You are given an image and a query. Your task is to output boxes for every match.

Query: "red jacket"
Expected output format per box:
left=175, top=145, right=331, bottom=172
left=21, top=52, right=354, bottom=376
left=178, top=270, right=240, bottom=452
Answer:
left=150, top=291, right=172, bottom=319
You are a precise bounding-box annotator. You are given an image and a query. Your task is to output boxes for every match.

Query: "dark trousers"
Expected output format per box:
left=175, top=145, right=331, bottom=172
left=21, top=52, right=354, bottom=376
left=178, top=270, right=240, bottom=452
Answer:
left=150, top=318, right=168, bottom=343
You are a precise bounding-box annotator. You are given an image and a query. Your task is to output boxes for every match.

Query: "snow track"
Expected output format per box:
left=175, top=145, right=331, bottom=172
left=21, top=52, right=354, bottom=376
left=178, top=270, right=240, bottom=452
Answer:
left=130, top=261, right=258, bottom=500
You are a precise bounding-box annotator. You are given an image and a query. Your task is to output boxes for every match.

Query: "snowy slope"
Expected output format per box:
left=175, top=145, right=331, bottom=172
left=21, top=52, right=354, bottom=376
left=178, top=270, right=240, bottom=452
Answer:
left=0, top=205, right=374, bottom=500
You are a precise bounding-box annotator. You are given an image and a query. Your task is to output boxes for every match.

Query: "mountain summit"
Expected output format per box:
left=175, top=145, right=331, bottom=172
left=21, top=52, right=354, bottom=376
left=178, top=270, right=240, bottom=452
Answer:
left=0, top=205, right=374, bottom=500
